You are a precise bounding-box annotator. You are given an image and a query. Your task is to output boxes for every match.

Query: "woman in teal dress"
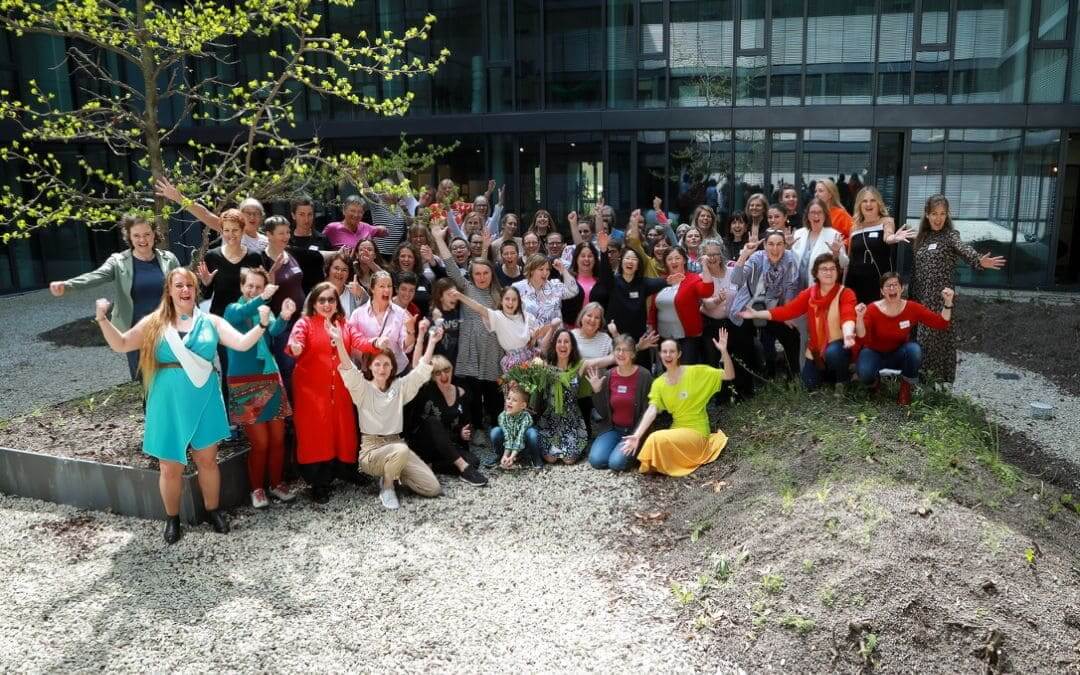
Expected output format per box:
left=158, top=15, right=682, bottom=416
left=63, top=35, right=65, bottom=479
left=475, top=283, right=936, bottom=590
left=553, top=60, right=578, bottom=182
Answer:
left=224, top=267, right=298, bottom=510
left=95, top=267, right=269, bottom=544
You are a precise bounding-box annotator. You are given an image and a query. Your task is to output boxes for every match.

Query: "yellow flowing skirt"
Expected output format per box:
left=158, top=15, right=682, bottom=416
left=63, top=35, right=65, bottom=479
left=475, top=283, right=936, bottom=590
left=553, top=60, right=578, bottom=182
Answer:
left=637, top=428, right=728, bottom=477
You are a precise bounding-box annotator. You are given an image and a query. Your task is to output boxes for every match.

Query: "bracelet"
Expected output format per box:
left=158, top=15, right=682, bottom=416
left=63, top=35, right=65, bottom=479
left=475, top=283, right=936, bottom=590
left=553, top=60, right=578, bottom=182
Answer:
left=943, top=304, right=953, bottom=309
left=259, top=322, right=269, bottom=329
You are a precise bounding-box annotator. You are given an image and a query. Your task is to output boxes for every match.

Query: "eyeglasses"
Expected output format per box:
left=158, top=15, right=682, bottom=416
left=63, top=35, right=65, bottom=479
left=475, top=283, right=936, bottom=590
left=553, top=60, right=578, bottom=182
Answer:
left=614, top=347, right=635, bottom=354
left=316, top=295, right=337, bottom=304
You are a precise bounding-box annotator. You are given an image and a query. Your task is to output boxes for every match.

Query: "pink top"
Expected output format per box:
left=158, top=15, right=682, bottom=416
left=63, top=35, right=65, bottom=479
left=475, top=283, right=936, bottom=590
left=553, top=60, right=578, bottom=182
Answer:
left=324, top=220, right=389, bottom=250
left=577, top=275, right=597, bottom=306
left=347, top=301, right=411, bottom=373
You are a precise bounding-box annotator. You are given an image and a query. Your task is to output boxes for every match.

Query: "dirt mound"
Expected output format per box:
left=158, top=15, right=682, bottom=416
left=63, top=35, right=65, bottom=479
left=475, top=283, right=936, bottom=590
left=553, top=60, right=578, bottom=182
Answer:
left=628, top=383, right=1080, bottom=672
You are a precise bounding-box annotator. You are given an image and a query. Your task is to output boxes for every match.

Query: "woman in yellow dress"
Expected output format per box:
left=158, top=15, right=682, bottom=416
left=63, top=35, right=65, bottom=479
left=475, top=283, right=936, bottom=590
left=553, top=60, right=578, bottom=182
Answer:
left=620, top=329, right=734, bottom=476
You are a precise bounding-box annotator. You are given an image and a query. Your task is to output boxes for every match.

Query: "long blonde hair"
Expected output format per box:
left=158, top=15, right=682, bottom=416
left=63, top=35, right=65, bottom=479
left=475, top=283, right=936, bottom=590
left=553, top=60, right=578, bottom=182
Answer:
left=138, top=267, right=199, bottom=390
left=852, top=186, right=890, bottom=229
left=816, top=179, right=843, bottom=210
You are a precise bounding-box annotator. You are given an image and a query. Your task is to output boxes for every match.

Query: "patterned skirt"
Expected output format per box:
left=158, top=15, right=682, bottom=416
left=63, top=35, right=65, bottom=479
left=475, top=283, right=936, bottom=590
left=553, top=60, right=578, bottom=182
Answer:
left=500, top=345, right=539, bottom=373
left=227, top=373, right=292, bottom=426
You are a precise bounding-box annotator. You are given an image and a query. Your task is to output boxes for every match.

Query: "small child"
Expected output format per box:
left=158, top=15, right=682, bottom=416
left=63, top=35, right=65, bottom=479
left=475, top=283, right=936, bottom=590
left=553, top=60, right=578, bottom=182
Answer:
left=493, top=385, right=541, bottom=469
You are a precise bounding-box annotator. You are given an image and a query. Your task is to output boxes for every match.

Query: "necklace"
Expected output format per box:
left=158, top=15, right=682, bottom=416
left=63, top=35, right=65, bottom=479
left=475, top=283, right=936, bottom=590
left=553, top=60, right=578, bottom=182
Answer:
left=180, top=313, right=191, bottom=320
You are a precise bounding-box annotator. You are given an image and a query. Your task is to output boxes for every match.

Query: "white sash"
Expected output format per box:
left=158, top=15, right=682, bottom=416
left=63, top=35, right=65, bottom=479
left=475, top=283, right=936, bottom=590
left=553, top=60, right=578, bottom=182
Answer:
left=163, top=309, right=214, bottom=388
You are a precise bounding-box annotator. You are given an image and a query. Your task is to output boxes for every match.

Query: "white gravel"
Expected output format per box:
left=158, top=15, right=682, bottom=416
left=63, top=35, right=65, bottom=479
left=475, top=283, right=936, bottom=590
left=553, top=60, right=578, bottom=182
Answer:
left=0, top=465, right=740, bottom=673
left=0, top=288, right=128, bottom=420
left=954, top=350, right=1080, bottom=465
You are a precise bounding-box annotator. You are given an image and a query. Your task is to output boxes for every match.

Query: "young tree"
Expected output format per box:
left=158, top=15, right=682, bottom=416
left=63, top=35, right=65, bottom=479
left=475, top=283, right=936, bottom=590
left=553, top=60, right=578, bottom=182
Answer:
left=0, top=0, right=449, bottom=246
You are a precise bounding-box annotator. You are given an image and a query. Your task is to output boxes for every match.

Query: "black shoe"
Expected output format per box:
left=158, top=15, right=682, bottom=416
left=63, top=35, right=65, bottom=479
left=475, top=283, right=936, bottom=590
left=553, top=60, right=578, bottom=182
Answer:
left=163, top=516, right=182, bottom=545
left=312, top=485, right=331, bottom=504
left=459, top=465, right=489, bottom=487
left=206, top=509, right=230, bottom=534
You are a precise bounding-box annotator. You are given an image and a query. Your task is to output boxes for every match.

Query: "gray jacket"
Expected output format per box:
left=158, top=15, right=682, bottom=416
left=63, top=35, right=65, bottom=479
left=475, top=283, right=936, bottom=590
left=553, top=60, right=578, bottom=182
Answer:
left=64, top=248, right=181, bottom=330
left=727, top=250, right=799, bottom=326
left=591, top=366, right=653, bottom=435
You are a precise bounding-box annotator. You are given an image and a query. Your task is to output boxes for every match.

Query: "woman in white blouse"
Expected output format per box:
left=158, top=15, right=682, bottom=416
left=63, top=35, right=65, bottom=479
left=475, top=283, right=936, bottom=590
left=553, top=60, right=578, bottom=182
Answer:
left=512, top=254, right=580, bottom=325
left=790, top=198, right=848, bottom=291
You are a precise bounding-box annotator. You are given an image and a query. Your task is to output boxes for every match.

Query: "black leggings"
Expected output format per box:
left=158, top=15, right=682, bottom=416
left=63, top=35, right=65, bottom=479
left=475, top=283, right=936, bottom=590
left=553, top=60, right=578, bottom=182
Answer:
left=409, top=418, right=477, bottom=474
left=459, top=376, right=504, bottom=429
left=727, top=319, right=762, bottom=400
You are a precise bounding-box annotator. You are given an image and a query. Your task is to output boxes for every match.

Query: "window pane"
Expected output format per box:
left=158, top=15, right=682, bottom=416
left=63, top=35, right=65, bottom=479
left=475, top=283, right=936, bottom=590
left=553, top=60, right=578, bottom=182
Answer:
left=1074, top=9, right=1080, bottom=102
left=545, top=134, right=603, bottom=221
left=805, top=0, right=875, bottom=104
left=738, top=0, right=766, bottom=51
left=607, top=0, right=636, bottom=108
left=607, top=134, right=634, bottom=217
left=913, top=50, right=949, bottom=103
left=639, top=0, right=667, bottom=107
left=736, top=55, right=767, bottom=105
left=545, top=0, right=603, bottom=109
left=770, top=131, right=799, bottom=199
left=874, top=131, right=906, bottom=220
left=637, top=131, right=668, bottom=216
left=488, top=66, right=513, bottom=112
left=1028, top=48, right=1068, bottom=103
left=488, top=0, right=510, bottom=61
left=1013, top=130, right=1060, bottom=286
left=920, top=0, right=950, bottom=44
left=490, top=134, right=516, bottom=212
left=877, top=0, right=914, bottom=103
left=518, top=136, right=543, bottom=220
left=802, top=129, right=871, bottom=214
left=670, top=0, right=734, bottom=107
left=1037, top=0, right=1068, bottom=41
left=901, top=129, right=947, bottom=278
left=734, top=130, right=767, bottom=214
left=944, top=129, right=1020, bottom=286
left=515, top=0, right=542, bottom=110
left=952, top=0, right=1030, bottom=104
left=670, top=131, right=732, bottom=224
left=770, top=0, right=804, bottom=104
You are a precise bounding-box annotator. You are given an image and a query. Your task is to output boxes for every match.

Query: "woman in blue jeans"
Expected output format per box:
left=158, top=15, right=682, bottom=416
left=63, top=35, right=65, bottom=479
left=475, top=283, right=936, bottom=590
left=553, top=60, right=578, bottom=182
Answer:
left=583, top=334, right=654, bottom=471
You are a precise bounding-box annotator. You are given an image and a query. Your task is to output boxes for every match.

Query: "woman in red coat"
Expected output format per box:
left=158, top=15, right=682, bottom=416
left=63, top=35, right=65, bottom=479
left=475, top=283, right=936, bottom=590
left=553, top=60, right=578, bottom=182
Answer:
left=649, top=246, right=713, bottom=364
left=740, top=253, right=856, bottom=393
left=287, top=281, right=382, bottom=503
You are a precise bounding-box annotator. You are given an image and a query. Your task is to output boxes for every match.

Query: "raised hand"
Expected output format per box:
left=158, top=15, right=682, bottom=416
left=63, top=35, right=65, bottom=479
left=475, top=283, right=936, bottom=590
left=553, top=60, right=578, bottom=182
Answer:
left=196, top=261, right=217, bottom=286
left=49, top=281, right=66, bottom=297
left=607, top=319, right=619, bottom=336
left=95, top=298, right=112, bottom=321
left=497, top=184, right=506, bottom=205
left=893, top=225, right=916, bottom=243
left=665, top=272, right=685, bottom=286
left=652, top=196, right=662, bottom=213
left=979, top=253, right=1006, bottom=270
left=855, top=303, right=867, bottom=318
left=428, top=326, right=445, bottom=344
left=260, top=283, right=279, bottom=301
left=487, top=178, right=497, bottom=194
left=552, top=258, right=566, bottom=275
left=712, top=327, right=729, bottom=353
left=257, top=304, right=271, bottom=325
left=567, top=211, right=578, bottom=227
left=739, top=239, right=758, bottom=260
left=154, top=176, right=183, bottom=204
left=280, top=298, right=297, bottom=321
left=430, top=222, right=448, bottom=240
left=347, top=275, right=364, bottom=298
left=325, top=318, right=342, bottom=346
left=636, top=329, right=660, bottom=351
left=446, top=287, right=462, bottom=302
left=420, top=244, right=434, bottom=264
left=597, top=228, right=610, bottom=253
left=630, top=209, right=644, bottom=228
left=827, top=237, right=843, bottom=257
left=373, top=336, right=391, bottom=351
left=941, top=287, right=955, bottom=304
left=417, top=317, right=431, bottom=336
left=584, top=366, right=604, bottom=392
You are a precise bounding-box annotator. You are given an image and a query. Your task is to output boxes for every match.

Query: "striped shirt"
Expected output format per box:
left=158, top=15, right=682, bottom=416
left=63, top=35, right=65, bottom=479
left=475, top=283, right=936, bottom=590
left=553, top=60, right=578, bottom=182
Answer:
left=364, top=195, right=408, bottom=257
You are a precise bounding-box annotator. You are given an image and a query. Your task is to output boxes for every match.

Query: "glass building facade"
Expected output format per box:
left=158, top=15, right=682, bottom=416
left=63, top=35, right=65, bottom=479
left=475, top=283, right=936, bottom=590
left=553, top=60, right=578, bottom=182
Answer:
left=2, top=0, right=1080, bottom=291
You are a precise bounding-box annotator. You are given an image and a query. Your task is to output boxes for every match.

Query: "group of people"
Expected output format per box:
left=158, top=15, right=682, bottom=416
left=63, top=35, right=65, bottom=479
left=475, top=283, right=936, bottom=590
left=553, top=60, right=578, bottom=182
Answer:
left=50, top=174, right=1004, bottom=544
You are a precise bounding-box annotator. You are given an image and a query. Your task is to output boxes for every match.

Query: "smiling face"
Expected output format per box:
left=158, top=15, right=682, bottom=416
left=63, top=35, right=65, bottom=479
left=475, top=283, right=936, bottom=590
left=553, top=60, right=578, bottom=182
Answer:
left=473, top=197, right=490, bottom=219
left=577, top=223, right=592, bottom=242
left=500, top=287, right=520, bottom=314
left=240, top=271, right=266, bottom=300
left=468, top=234, right=484, bottom=258
left=343, top=203, right=364, bottom=228
left=646, top=227, right=664, bottom=246
left=729, top=219, right=746, bottom=238
left=579, top=306, right=602, bottom=336
left=500, top=243, right=519, bottom=267
left=807, top=203, right=826, bottom=230
left=814, top=261, right=839, bottom=286
left=928, top=205, right=948, bottom=230
left=782, top=188, right=799, bottom=213
left=554, top=331, right=573, bottom=361
left=371, top=275, right=393, bottom=303
left=613, top=340, right=634, bottom=367
left=327, top=259, right=350, bottom=286
left=241, top=207, right=262, bottom=234
left=128, top=222, right=155, bottom=254
left=504, top=388, right=528, bottom=415
left=684, top=228, right=702, bottom=249
left=523, top=233, right=541, bottom=257
left=545, top=234, right=564, bottom=257
left=664, top=248, right=686, bottom=274
left=314, top=289, right=338, bottom=318
left=292, top=204, right=314, bottom=231
left=767, top=208, right=786, bottom=229
left=765, top=233, right=786, bottom=262
left=410, top=229, right=429, bottom=247
left=814, top=183, right=830, bottom=206
left=533, top=211, right=551, bottom=235
left=695, top=209, right=714, bottom=230
left=880, top=276, right=903, bottom=301
left=653, top=239, right=671, bottom=263
left=463, top=212, right=483, bottom=236
left=396, top=247, right=416, bottom=271
left=168, top=271, right=197, bottom=312
left=747, top=198, right=764, bottom=219
left=621, top=248, right=640, bottom=277
left=369, top=353, right=395, bottom=385
left=450, top=239, right=470, bottom=264
left=268, top=222, right=290, bottom=248
left=502, top=215, right=519, bottom=238
left=471, top=261, right=493, bottom=289
left=576, top=246, right=595, bottom=273
left=395, top=282, right=416, bottom=307
left=659, top=339, right=681, bottom=369
left=221, top=219, right=243, bottom=247
left=529, top=261, right=551, bottom=285
left=859, top=194, right=881, bottom=220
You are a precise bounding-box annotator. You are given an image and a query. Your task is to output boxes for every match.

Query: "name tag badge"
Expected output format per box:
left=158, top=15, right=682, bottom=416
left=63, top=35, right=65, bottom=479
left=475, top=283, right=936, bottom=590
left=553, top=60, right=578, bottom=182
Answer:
left=309, top=245, right=319, bottom=251
left=928, top=243, right=938, bottom=251
left=417, top=286, right=426, bottom=292
left=678, top=390, right=689, bottom=400
left=868, top=231, right=879, bottom=239
left=899, top=320, right=911, bottom=329
left=616, top=385, right=628, bottom=394
left=629, top=291, right=640, bottom=299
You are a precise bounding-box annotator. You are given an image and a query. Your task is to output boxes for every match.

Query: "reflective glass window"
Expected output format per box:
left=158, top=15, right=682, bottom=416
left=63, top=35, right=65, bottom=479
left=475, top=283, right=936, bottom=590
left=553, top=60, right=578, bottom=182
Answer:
left=770, top=131, right=799, bottom=200
left=545, top=134, right=603, bottom=220
left=638, top=0, right=667, bottom=107
left=805, top=0, right=875, bottom=104
left=607, top=0, right=636, bottom=108
left=803, top=129, right=871, bottom=214
left=1029, top=49, right=1068, bottom=103
left=952, top=0, right=1029, bottom=104
left=545, top=0, right=603, bottom=109
left=1037, top=0, right=1069, bottom=41
left=607, top=135, right=634, bottom=218
left=734, top=130, right=767, bottom=213
left=1012, top=130, right=1061, bottom=287
left=670, top=0, right=734, bottom=107
left=637, top=131, right=668, bottom=217
left=770, top=0, right=804, bottom=105
left=913, top=50, right=949, bottom=103
left=515, top=0, right=542, bottom=110
left=877, top=0, right=914, bottom=104
left=669, top=130, right=732, bottom=224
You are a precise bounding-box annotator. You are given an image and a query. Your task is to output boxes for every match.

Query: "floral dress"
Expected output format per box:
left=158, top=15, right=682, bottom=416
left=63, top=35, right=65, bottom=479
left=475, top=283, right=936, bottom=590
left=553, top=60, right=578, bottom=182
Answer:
left=911, top=228, right=982, bottom=382
left=537, top=368, right=588, bottom=461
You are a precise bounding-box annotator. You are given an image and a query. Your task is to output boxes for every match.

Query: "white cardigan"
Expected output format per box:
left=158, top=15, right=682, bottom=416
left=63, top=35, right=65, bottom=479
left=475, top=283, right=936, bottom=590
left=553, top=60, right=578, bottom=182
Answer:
left=790, top=227, right=849, bottom=288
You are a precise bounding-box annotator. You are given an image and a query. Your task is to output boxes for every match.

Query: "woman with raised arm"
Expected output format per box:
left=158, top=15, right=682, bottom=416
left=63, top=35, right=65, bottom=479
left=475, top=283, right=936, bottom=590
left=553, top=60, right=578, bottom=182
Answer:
left=347, top=270, right=415, bottom=375
left=723, top=211, right=751, bottom=260
left=744, top=193, right=770, bottom=243
left=739, top=253, right=857, bottom=394
left=855, top=274, right=954, bottom=405
left=513, top=254, right=580, bottom=326
left=324, top=252, right=368, bottom=317
left=650, top=246, right=714, bottom=365
left=331, top=319, right=445, bottom=510
left=390, top=241, right=441, bottom=316
left=155, top=177, right=268, bottom=253
left=429, top=277, right=463, bottom=365
left=349, top=239, right=386, bottom=296
left=50, top=214, right=180, bottom=379
left=814, top=178, right=854, bottom=241
left=583, top=335, right=653, bottom=472
left=94, top=268, right=270, bottom=543
left=431, top=222, right=506, bottom=429
left=561, top=231, right=612, bottom=326
left=449, top=286, right=556, bottom=372
left=911, top=194, right=1005, bottom=382
left=223, top=268, right=297, bottom=509
left=620, top=330, right=735, bottom=477
left=198, top=209, right=264, bottom=316
left=698, top=239, right=739, bottom=373
left=847, top=187, right=915, bottom=304
left=791, top=198, right=849, bottom=291
left=287, top=282, right=383, bottom=504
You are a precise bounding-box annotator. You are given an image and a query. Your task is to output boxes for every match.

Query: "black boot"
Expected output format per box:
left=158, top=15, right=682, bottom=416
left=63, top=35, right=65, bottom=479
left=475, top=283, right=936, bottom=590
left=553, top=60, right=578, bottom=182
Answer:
left=206, top=509, right=230, bottom=534
left=163, top=516, right=182, bottom=545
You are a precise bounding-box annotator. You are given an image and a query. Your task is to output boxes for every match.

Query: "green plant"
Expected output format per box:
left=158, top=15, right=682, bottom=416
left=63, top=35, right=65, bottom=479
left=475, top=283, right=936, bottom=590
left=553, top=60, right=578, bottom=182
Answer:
left=690, top=519, right=713, bottom=543
left=849, top=593, right=867, bottom=608
left=712, top=557, right=733, bottom=582
left=824, top=516, right=841, bottom=537
left=818, top=585, right=837, bottom=608
left=857, top=632, right=880, bottom=667
left=780, top=486, right=797, bottom=516
left=778, top=612, right=815, bottom=635
left=1024, top=547, right=1036, bottom=567
left=815, top=484, right=833, bottom=504
left=671, top=582, right=696, bottom=606
left=760, top=573, right=785, bottom=595
left=802, top=559, right=815, bottom=574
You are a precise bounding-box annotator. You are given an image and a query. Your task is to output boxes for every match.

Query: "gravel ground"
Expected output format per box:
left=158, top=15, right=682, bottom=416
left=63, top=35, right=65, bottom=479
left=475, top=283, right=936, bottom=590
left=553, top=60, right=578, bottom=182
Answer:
left=954, top=350, right=1080, bottom=466
left=0, top=466, right=740, bottom=673
left=0, top=289, right=128, bottom=420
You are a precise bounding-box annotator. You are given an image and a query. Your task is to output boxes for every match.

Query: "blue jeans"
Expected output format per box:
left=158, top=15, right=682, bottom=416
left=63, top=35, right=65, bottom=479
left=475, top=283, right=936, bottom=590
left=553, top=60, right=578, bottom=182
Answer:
left=800, top=340, right=850, bottom=390
left=491, top=426, right=542, bottom=467
left=857, top=342, right=922, bottom=384
left=588, top=427, right=634, bottom=472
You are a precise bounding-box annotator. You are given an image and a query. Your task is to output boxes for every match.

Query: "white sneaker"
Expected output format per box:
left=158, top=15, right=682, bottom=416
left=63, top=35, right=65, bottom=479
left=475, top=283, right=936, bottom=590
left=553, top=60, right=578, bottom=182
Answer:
left=251, top=489, right=270, bottom=509
left=269, top=483, right=296, bottom=503
left=379, top=488, right=400, bottom=510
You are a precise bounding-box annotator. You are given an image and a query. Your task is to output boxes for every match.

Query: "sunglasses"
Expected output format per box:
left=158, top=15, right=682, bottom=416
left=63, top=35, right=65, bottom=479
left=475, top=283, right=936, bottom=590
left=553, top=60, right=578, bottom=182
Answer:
left=316, top=295, right=337, bottom=304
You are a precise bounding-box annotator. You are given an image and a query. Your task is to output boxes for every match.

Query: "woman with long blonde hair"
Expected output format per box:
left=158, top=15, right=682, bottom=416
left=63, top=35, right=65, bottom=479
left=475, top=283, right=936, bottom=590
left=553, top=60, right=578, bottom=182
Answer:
left=94, top=267, right=271, bottom=544
left=814, top=178, right=854, bottom=241
left=847, top=186, right=915, bottom=303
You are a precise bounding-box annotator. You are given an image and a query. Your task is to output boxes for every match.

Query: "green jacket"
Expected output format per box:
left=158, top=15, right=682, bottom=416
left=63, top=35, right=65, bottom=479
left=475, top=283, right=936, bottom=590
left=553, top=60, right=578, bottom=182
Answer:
left=64, top=248, right=181, bottom=330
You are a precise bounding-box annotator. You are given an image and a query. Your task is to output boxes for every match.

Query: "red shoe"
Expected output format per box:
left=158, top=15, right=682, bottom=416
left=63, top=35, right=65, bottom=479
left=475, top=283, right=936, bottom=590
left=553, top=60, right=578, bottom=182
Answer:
left=898, top=379, right=912, bottom=406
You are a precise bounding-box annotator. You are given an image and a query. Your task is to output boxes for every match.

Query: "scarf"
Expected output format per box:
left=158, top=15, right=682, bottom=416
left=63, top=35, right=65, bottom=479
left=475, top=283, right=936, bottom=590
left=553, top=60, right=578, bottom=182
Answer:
left=807, top=284, right=844, bottom=367
left=163, top=309, right=214, bottom=387
left=552, top=361, right=583, bottom=415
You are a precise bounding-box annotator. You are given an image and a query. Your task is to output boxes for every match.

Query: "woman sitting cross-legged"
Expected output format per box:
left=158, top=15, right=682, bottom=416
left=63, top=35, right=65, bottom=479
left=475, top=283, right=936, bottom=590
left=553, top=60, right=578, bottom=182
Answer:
left=620, top=330, right=735, bottom=477
left=583, top=334, right=653, bottom=472
left=330, top=318, right=445, bottom=510
left=855, top=274, right=954, bottom=405
left=404, top=355, right=489, bottom=486
left=739, top=253, right=856, bottom=394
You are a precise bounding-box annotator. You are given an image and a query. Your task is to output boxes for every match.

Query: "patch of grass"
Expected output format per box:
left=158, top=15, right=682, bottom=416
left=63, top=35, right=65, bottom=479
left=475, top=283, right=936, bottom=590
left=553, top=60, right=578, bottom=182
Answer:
left=802, top=558, right=815, bottom=574
left=760, top=573, right=785, bottom=595
left=857, top=632, right=880, bottom=668
left=824, top=516, right=841, bottom=538
left=818, top=585, right=837, bottom=608
left=849, top=593, right=867, bottom=608
left=689, top=519, right=712, bottom=543
left=670, top=582, right=696, bottom=606
left=981, top=523, right=1011, bottom=556
left=780, top=486, right=797, bottom=516
left=778, top=612, right=816, bottom=635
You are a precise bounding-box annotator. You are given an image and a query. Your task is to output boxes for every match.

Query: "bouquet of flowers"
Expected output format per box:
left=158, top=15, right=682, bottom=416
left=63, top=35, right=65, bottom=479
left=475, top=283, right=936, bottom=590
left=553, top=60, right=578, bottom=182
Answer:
left=500, top=358, right=557, bottom=413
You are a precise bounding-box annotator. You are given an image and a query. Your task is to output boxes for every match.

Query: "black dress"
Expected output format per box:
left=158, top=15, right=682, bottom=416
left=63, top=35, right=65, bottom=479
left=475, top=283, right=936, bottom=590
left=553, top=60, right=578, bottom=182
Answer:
left=846, top=223, right=892, bottom=304
left=202, top=247, right=263, bottom=316
left=405, top=381, right=477, bottom=473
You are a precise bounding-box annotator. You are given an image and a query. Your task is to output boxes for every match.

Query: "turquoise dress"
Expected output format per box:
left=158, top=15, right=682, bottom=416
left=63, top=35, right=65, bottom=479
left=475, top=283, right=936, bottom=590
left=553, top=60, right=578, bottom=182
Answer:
left=143, top=313, right=231, bottom=464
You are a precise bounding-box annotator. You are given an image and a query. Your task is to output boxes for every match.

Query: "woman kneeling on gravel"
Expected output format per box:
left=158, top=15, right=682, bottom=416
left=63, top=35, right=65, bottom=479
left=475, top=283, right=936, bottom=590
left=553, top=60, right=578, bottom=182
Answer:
left=329, top=318, right=445, bottom=510
left=620, top=331, right=734, bottom=477
left=94, top=268, right=270, bottom=544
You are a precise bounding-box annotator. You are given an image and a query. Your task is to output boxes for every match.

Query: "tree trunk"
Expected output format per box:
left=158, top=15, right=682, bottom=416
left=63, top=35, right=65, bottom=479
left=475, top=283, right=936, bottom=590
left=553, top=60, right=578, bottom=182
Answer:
left=136, top=0, right=169, bottom=249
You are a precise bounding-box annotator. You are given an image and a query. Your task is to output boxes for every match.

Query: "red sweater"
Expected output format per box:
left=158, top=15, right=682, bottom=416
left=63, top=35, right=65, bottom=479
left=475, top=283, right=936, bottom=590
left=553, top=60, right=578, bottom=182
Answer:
left=860, top=301, right=948, bottom=353
left=771, top=285, right=857, bottom=358
left=647, top=272, right=714, bottom=338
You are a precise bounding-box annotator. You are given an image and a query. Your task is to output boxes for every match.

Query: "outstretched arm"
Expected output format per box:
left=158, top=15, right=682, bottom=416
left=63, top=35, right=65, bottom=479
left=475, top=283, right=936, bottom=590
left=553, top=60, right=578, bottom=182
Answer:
left=94, top=299, right=145, bottom=353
